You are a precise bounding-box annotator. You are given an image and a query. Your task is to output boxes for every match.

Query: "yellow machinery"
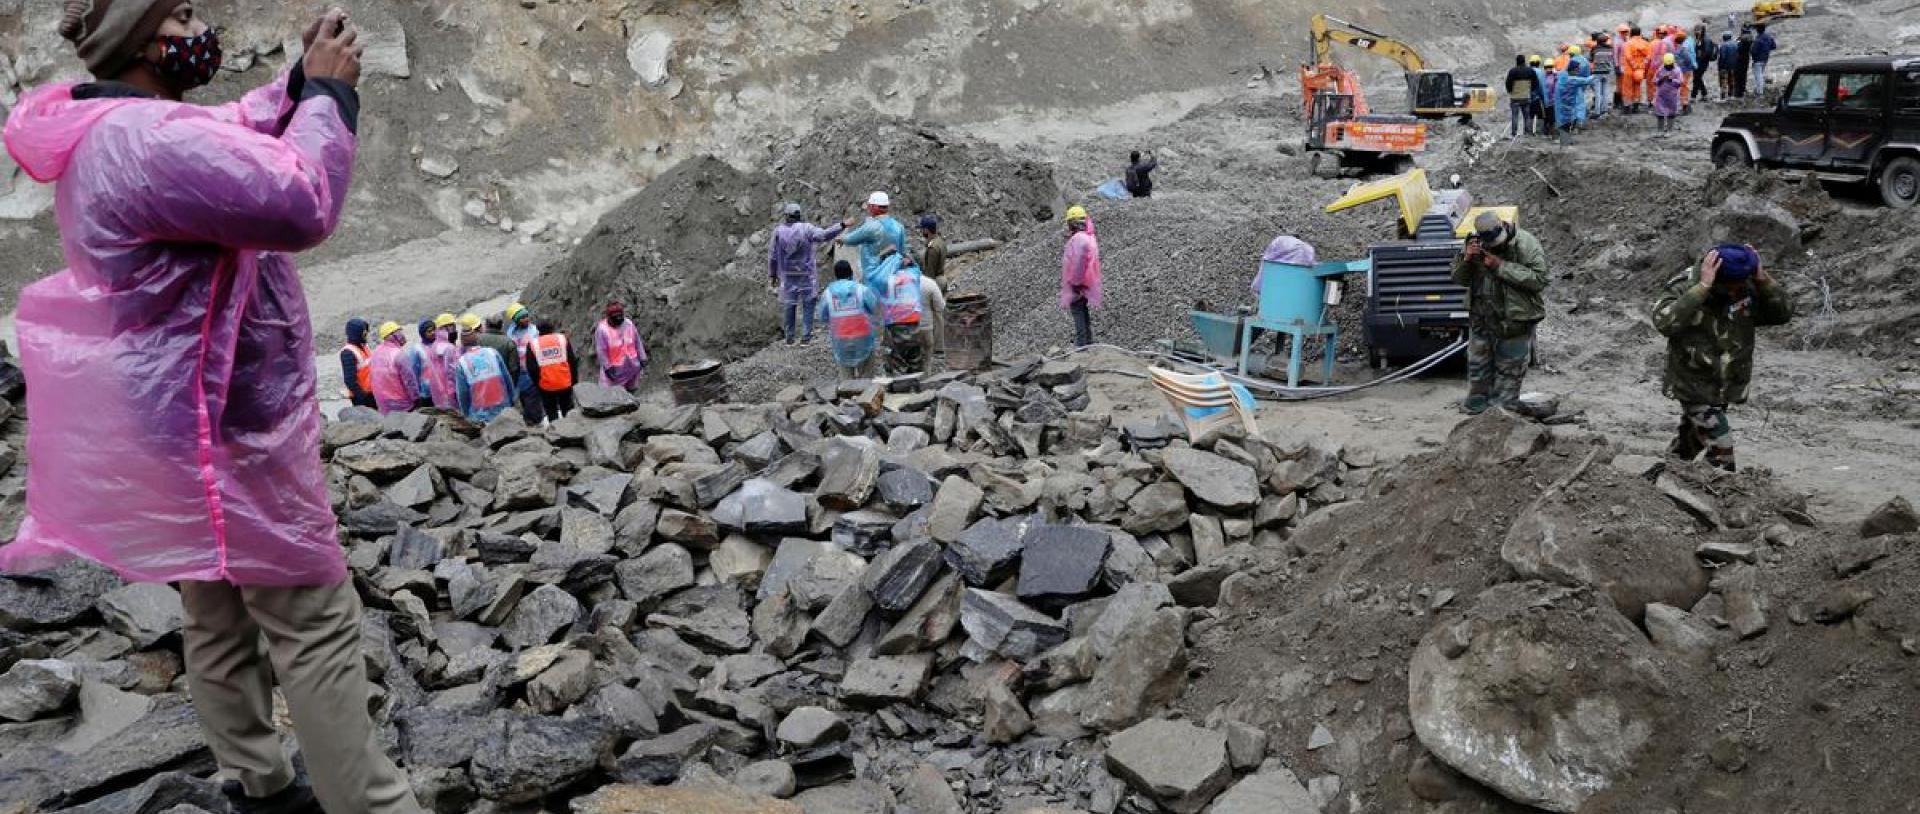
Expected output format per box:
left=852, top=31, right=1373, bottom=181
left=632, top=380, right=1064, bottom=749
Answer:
left=1751, top=0, right=1805, bottom=24
left=1301, top=14, right=1498, bottom=121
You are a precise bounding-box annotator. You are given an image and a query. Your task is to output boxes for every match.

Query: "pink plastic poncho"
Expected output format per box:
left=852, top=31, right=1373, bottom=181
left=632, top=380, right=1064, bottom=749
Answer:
left=1253, top=236, right=1318, bottom=293
left=426, top=333, right=461, bottom=410
left=369, top=337, right=419, bottom=414
left=1653, top=65, right=1686, bottom=117
left=596, top=319, right=647, bottom=389
left=1059, top=217, right=1103, bottom=309
left=0, top=72, right=356, bottom=586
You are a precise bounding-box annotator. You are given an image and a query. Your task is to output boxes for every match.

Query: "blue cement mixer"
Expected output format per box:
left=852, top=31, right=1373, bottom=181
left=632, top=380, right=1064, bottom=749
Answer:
left=1187, top=257, right=1369, bottom=387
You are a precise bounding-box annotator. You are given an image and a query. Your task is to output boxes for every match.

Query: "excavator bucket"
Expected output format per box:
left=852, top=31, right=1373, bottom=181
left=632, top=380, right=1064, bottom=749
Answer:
left=1324, top=169, right=1432, bottom=236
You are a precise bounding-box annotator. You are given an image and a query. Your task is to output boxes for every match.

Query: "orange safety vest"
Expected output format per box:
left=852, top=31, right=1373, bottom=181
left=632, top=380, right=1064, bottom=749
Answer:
left=532, top=333, right=573, bottom=391
left=342, top=343, right=371, bottom=395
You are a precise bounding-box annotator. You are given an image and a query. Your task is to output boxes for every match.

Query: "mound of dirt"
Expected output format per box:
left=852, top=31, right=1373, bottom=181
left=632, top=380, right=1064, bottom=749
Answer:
left=1177, top=410, right=1920, bottom=813
left=522, top=115, right=1059, bottom=376
left=521, top=156, right=778, bottom=375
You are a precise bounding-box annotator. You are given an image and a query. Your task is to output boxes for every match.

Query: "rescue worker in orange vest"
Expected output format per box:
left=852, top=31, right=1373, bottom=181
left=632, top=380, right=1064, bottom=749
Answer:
left=453, top=322, right=515, bottom=423
left=528, top=319, right=578, bottom=423
left=339, top=318, right=375, bottom=409
left=595, top=301, right=647, bottom=393
left=1621, top=26, right=1652, bottom=112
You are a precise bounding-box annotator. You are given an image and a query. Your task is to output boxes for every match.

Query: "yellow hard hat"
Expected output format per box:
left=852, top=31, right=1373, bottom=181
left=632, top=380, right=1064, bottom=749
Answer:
left=377, top=321, right=402, bottom=340
left=506, top=302, right=528, bottom=322
left=434, top=313, right=457, bottom=329
left=1065, top=205, right=1088, bottom=222
left=1529, top=54, right=1543, bottom=64
left=458, top=313, right=483, bottom=331
left=1568, top=45, right=1582, bottom=55
left=1663, top=53, right=1677, bottom=65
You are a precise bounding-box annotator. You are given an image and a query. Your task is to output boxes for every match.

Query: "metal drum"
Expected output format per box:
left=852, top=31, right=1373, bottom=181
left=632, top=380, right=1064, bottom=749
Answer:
left=668, top=359, right=727, bottom=405
left=944, top=293, right=993, bottom=371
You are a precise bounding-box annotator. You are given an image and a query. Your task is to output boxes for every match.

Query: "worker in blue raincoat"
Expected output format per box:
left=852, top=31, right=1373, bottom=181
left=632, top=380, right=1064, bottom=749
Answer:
left=1555, top=48, right=1595, bottom=145
left=816, top=260, right=883, bottom=378
left=453, top=327, right=516, bottom=423
left=841, top=190, right=908, bottom=276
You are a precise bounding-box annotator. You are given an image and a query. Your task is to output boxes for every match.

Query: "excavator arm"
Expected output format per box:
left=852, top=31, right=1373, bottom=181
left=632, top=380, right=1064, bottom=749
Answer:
left=1310, top=14, right=1429, bottom=74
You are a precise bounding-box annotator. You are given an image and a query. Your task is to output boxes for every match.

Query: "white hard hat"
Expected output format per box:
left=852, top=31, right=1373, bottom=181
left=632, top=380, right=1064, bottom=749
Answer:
left=867, top=191, right=891, bottom=208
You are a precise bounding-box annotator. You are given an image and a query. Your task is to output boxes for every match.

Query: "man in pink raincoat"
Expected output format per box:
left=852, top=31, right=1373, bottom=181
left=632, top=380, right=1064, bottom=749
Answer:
left=1060, top=205, right=1103, bottom=348
left=596, top=301, right=648, bottom=392
left=0, top=3, right=422, bottom=812
left=424, top=313, right=462, bottom=410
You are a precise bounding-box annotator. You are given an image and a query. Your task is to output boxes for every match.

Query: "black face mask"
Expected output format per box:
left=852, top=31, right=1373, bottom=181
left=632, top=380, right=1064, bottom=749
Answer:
left=153, top=29, right=223, bottom=89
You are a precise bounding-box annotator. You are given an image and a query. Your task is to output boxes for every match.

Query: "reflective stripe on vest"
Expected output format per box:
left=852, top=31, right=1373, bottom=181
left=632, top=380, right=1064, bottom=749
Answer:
left=342, top=343, right=371, bottom=394
left=601, top=322, right=639, bottom=368
left=533, top=334, right=573, bottom=391
left=459, top=350, right=510, bottom=412
left=883, top=270, right=922, bottom=325
left=828, top=287, right=873, bottom=340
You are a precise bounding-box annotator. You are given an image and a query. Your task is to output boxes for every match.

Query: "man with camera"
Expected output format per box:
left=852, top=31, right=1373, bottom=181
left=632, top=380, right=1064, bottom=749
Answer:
left=2, top=2, right=422, bottom=811
left=1450, top=211, right=1550, bottom=416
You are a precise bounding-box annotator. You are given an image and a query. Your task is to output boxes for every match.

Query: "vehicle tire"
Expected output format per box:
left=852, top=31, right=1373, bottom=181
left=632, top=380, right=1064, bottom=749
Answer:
left=1390, top=156, right=1417, bottom=176
left=1712, top=139, right=1752, bottom=169
left=1879, top=155, right=1920, bottom=209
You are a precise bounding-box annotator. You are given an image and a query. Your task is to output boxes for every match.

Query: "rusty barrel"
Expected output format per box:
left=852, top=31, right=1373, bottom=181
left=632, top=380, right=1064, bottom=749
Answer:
left=668, top=359, right=727, bottom=405
left=945, top=293, right=993, bottom=371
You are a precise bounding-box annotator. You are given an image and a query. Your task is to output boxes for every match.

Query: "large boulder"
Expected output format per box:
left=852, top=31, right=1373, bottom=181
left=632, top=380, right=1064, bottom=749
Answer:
left=1500, top=498, right=1709, bottom=622
left=1408, top=582, right=1670, bottom=813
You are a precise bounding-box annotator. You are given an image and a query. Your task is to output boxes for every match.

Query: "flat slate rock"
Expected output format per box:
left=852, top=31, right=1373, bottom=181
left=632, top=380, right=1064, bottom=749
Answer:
left=959, top=589, right=1068, bottom=660
left=1015, top=524, right=1112, bottom=608
left=946, top=516, right=1030, bottom=587
left=1160, top=448, right=1260, bottom=511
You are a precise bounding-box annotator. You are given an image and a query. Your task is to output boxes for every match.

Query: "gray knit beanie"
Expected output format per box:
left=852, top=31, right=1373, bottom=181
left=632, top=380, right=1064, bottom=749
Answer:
left=57, top=0, right=189, bottom=79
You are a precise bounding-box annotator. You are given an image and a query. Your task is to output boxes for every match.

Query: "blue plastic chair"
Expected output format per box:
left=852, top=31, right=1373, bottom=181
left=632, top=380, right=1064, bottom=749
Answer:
left=1238, top=259, right=1369, bottom=386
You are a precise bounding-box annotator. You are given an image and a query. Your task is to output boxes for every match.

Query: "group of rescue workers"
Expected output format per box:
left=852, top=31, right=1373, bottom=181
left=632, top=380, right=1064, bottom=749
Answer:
left=767, top=190, right=1106, bottom=376
left=338, top=301, right=647, bottom=425
left=1505, top=18, right=1780, bottom=140
left=344, top=187, right=1111, bottom=427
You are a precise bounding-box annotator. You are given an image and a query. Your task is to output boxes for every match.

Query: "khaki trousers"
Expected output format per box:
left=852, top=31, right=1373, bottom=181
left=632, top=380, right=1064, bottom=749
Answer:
left=179, top=579, right=423, bottom=814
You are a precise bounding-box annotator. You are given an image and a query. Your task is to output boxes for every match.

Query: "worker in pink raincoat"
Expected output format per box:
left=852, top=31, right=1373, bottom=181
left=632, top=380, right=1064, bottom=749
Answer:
left=1060, top=205, right=1103, bottom=348
left=0, top=4, right=421, bottom=812
left=1653, top=53, right=1687, bottom=130
left=424, top=312, right=461, bottom=410
left=369, top=321, right=421, bottom=414
left=596, top=301, right=648, bottom=392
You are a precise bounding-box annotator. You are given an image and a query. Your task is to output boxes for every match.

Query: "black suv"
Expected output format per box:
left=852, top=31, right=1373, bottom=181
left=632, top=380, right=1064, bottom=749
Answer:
left=1711, top=56, right=1920, bottom=208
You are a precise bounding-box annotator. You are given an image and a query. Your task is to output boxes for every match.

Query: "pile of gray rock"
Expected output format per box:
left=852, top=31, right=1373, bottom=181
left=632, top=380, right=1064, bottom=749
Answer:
left=0, top=354, right=1373, bottom=813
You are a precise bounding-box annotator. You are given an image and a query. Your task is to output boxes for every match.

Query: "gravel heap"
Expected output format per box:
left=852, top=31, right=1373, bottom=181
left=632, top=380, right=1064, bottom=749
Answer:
left=0, top=357, right=1377, bottom=813
left=523, top=115, right=1059, bottom=378
left=949, top=192, right=1397, bottom=362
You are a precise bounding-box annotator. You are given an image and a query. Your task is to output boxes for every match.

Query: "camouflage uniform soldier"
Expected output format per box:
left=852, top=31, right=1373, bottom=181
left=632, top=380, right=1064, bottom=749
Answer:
left=1450, top=210, right=1550, bottom=414
left=1650, top=244, right=1791, bottom=471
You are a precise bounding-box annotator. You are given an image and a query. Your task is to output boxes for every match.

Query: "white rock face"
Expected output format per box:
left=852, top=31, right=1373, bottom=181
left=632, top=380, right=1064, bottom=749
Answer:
left=626, top=30, right=674, bottom=86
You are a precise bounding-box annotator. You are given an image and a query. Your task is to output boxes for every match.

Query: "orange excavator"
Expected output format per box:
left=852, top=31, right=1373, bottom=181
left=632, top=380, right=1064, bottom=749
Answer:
left=1298, top=14, right=1434, bottom=177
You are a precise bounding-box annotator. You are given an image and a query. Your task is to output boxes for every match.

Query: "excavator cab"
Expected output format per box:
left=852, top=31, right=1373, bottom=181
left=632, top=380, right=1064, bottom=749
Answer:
left=1409, top=72, right=1458, bottom=112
